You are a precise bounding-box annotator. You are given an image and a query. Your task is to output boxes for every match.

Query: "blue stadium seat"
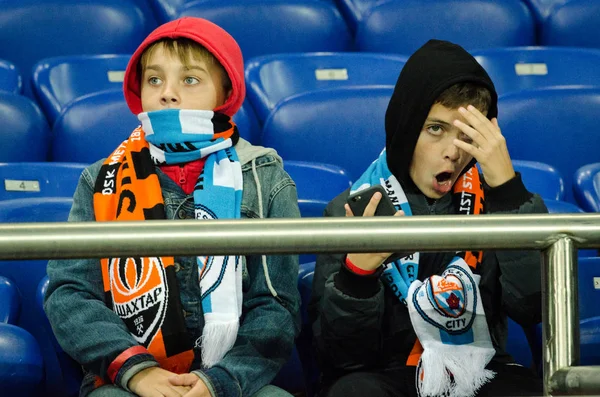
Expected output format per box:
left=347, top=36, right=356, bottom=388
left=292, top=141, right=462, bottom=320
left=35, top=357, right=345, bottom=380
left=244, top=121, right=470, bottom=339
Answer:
left=574, top=163, right=600, bottom=213
left=507, top=317, right=533, bottom=368
left=335, top=0, right=382, bottom=33
left=355, top=0, right=535, bottom=55
left=513, top=160, right=564, bottom=201
left=580, top=316, right=600, bottom=365
left=0, top=0, right=156, bottom=96
left=179, top=0, right=352, bottom=61
left=579, top=257, right=600, bottom=321
left=284, top=161, right=352, bottom=218
left=498, top=88, right=600, bottom=204
left=540, top=0, right=600, bottom=48
left=0, top=162, right=87, bottom=201
left=0, top=93, right=50, bottom=162
left=149, top=0, right=189, bottom=22
left=0, top=323, right=44, bottom=397
left=543, top=199, right=596, bottom=258
left=0, top=197, right=74, bottom=396
left=245, top=52, right=406, bottom=124
left=271, top=346, right=307, bottom=395
left=51, top=91, right=139, bottom=162
left=284, top=161, right=352, bottom=264
left=233, top=101, right=261, bottom=145
left=262, top=87, right=392, bottom=180
left=522, top=0, right=568, bottom=23
left=32, top=55, right=131, bottom=125
left=473, top=47, right=600, bottom=97
left=0, top=276, right=20, bottom=325
left=0, top=59, right=21, bottom=94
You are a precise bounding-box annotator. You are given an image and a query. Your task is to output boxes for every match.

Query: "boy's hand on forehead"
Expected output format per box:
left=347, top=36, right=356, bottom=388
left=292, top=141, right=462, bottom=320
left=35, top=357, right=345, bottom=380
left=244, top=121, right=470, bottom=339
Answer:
left=452, top=105, right=515, bottom=188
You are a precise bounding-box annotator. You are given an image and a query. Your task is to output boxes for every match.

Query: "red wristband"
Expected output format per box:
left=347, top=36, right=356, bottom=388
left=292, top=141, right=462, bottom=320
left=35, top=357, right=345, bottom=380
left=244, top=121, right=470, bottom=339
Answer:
left=345, top=256, right=377, bottom=276
left=107, top=345, right=150, bottom=383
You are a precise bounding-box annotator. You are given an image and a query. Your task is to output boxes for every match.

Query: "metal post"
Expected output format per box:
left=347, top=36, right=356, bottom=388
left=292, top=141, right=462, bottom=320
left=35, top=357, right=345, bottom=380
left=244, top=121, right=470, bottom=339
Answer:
left=542, top=236, right=580, bottom=396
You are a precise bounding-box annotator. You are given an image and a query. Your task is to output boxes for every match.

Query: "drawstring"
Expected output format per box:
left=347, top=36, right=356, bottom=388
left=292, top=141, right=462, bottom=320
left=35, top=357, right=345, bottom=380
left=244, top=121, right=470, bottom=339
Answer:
left=252, top=158, right=280, bottom=301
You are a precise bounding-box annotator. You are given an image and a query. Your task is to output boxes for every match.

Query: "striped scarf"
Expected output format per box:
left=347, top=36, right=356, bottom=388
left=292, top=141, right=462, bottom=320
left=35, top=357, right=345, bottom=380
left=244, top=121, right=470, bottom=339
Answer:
left=351, top=149, right=495, bottom=397
left=93, top=109, right=242, bottom=373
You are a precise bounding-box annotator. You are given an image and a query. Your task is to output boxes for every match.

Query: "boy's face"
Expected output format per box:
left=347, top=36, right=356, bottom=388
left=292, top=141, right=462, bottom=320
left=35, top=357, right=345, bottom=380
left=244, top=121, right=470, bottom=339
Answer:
left=409, top=103, right=484, bottom=199
left=140, top=45, right=229, bottom=112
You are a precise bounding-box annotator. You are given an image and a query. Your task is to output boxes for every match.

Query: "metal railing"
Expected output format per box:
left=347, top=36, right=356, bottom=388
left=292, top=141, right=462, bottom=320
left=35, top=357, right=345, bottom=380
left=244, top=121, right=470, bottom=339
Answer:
left=1, top=213, right=599, bottom=395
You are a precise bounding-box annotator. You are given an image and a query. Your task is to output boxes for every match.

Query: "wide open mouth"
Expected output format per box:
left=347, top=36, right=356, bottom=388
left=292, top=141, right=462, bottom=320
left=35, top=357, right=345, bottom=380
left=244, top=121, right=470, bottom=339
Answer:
left=435, top=171, right=453, bottom=184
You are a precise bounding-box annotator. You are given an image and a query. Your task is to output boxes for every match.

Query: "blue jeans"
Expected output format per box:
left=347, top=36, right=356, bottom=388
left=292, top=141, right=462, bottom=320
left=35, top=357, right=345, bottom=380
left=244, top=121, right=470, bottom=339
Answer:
left=89, top=384, right=293, bottom=397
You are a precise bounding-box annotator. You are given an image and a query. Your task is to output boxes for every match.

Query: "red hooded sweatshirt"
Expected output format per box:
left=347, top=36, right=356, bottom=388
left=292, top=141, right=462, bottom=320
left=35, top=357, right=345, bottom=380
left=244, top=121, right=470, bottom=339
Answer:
left=122, top=17, right=246, bottom=194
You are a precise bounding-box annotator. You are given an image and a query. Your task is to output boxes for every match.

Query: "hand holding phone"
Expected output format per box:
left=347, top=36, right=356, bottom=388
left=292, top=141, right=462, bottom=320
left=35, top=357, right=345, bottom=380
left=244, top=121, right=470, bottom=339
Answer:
left=344, top=185, right=408, bottom=271
left=346, top=185, right=397, bottom=217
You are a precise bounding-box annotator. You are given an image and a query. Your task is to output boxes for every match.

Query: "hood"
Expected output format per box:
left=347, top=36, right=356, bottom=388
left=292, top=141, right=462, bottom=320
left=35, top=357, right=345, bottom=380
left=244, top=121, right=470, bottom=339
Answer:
left=384, top=39, right=498, bottom=182
left=123, top=17, right=245, bottom=117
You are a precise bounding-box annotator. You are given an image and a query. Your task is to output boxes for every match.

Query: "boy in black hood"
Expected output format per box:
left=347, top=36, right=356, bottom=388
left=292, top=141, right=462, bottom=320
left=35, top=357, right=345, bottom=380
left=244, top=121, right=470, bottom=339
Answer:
left=309, top=40, right=547, bottom=397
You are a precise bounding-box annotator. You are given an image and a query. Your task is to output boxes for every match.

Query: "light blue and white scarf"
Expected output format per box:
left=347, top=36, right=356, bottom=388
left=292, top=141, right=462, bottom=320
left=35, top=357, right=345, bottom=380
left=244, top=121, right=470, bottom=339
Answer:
left=139, top=109, right=243, bottom=368
left=351, top=149, right=495, bottom=397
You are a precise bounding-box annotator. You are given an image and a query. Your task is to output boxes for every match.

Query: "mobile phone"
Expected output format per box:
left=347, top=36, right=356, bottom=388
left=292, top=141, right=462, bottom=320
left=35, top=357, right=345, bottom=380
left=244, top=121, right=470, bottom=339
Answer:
left=347, top=185, right=397, bottom=217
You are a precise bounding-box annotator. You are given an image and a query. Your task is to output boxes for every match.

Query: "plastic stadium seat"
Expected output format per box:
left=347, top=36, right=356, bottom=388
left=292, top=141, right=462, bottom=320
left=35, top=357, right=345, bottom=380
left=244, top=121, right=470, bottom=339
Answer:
left=262, top=87, right=392, bottom=180
left=355, top=0, right=535, bottom=55
left=32, top=55, right=131, bottom=125
left=0, top=162, right=87, bottom=202
left=0, top=59, right=21, bottom=94
left=540, top=0, right=600, bottom=48
left=580, top=316, right=600, bottom=365
left=271, top=346, right=307, bottom=395
left=473, top=47, right=600, bottom=97
left=284, top=161, right=352, bottom=265
left=179, top=0, right=353, bottom=61
left=579, top=257, right=600, bottom=321
left=543, top=199, right=596, bottom=258
left=51, top=91, right=140, bottom=162
left=0, top=198, right=74, bottom=395
left=0, top=276, right=20, bottom=325
left=498, top=88, right=600, bottom=204
left=335, top=0, right=383, bottom=33
left=245, top=52, right=406, bottom=124
left=149, top=0, right=190, bottom=22
left=513, top=160, right=564, bottom=201
left=0, top=0, right=156, bottom=96
left=233, top=101, right=261, bottom=145
left=0, top=323, right=44, bottom=396
left=574, top=163, right=600, bottom=212
left=507, top=317, right=533, bottom=368
left=284, top=161, right=352, bottom=218
left=522, top=0, right=569, bottom=23
left=0, top=93, right=51, bottom=162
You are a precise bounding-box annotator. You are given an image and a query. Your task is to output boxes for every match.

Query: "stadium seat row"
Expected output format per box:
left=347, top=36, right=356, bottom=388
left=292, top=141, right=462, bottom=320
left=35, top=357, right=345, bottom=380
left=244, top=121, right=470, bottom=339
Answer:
left=1, top=0, right=600, bottom=98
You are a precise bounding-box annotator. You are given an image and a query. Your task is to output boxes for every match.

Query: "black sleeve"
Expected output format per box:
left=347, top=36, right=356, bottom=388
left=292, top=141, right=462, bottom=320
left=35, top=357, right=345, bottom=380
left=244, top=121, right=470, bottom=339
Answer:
left=308, top=189, right=386, bottom=374
left=484, top=173, right=548, bottom=327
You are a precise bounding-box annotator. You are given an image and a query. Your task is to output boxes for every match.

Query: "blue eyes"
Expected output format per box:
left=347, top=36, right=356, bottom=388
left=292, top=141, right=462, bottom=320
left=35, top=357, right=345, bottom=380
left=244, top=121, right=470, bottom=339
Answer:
left=146, top=77, right=200, bottom=85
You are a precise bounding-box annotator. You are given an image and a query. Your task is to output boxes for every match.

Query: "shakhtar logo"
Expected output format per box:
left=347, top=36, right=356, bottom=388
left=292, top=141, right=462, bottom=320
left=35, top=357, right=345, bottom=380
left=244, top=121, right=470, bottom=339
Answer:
left=109, top=257, right=168, bottom=344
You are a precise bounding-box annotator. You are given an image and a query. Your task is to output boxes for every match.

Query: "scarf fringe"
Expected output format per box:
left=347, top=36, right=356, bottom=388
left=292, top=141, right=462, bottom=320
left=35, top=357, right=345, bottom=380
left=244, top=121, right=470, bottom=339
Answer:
left=419, top=346, right=496, bottom=397
left=200, top=315, right=240, bottom=368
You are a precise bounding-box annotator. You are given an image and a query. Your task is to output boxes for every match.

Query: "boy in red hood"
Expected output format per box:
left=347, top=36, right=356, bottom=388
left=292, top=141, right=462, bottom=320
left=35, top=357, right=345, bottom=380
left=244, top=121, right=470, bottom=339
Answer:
left=45, top=18, right=301, bottom=397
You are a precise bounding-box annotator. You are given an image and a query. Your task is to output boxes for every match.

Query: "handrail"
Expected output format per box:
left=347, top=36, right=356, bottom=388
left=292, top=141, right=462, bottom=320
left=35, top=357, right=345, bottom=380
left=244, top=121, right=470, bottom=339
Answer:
left=0, top=212, right=599, bottom=395
left=0, top=213, right=599, bottom=260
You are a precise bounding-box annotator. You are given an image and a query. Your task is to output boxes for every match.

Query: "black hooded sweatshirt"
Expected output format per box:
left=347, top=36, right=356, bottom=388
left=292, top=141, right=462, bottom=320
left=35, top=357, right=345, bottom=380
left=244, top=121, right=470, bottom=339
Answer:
left=308, top=40, right=548, bottom=385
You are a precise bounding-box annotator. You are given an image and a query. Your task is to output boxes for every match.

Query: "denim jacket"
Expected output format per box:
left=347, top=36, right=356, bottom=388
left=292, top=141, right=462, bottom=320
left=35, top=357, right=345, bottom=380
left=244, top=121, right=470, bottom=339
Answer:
left=44, top=140, right=301, bottom=397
